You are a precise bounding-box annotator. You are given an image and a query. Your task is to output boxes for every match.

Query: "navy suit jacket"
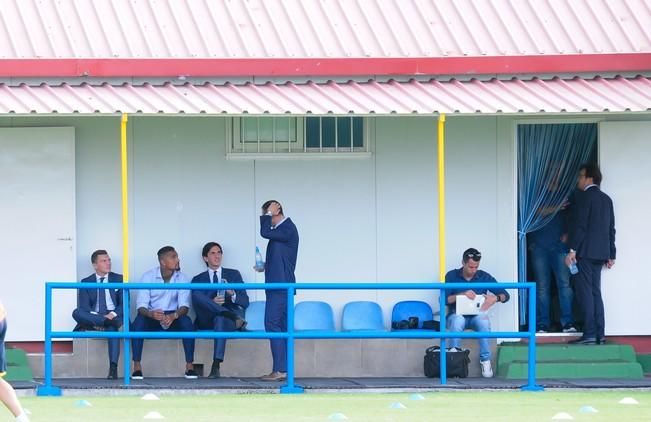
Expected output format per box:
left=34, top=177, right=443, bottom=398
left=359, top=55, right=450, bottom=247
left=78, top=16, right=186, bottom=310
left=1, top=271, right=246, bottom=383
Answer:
left=260, top=215, right=299, bottom=287
left=569, top=186, right=616, bottom=261
left=191, top=268, right=249, bottom=324
left=78, top=272, right=124, bottom=318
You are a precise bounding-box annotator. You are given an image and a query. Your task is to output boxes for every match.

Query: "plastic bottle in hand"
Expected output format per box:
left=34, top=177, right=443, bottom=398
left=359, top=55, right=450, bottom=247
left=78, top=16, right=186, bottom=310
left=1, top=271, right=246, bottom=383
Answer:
left=255, top=246, right=264, bottom=271
left=567, top=256, right=579, bottom=275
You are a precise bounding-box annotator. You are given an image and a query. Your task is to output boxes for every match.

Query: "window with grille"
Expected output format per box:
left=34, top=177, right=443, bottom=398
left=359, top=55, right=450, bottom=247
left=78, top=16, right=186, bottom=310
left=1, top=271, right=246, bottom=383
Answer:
left=229, top=116, right=368, bottom=155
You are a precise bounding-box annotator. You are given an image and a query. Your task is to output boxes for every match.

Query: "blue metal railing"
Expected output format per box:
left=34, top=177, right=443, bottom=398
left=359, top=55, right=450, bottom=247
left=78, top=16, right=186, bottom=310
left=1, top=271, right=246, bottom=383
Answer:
left=37, top=281, right=542, bottom=396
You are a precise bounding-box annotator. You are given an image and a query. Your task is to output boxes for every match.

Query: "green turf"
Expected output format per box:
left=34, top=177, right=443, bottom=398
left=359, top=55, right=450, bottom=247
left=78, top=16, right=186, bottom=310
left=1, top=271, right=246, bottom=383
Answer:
left=7, top=391, right=650, bottom=421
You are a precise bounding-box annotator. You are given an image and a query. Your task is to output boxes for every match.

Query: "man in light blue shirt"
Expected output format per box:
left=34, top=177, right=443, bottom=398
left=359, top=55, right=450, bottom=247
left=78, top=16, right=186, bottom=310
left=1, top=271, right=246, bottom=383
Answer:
left=130, top=246, right=197, bottom=379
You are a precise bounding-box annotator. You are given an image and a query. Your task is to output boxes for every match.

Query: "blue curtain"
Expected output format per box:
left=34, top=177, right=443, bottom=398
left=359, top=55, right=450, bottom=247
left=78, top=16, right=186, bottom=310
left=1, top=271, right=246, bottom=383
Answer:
left=517, top=123, right=597, bottom=325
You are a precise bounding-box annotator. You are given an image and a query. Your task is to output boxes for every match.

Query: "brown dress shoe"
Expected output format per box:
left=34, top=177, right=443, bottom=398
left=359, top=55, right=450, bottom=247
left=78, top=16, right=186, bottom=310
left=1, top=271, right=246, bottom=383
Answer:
left=260, top=371, right=287, bottom=381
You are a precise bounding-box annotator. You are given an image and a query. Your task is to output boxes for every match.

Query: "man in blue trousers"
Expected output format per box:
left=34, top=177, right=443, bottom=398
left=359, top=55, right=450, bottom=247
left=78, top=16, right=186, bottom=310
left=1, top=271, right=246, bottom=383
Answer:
left=131, top=246, right=198, bottom=379
left=566, top=164, right=616, bottom=345
left=72, top=250, right=123, bottom=379
left=256, top=200, right=299, bottom=382
left=192, top=242, right=248, bottom=378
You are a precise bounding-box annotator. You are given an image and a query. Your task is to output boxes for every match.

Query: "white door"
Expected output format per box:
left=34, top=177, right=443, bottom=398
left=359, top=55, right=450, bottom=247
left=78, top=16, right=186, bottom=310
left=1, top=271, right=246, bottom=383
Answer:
left=0, top=127, right=77, bottom=341
left=599, top=121, right=651, bottom=335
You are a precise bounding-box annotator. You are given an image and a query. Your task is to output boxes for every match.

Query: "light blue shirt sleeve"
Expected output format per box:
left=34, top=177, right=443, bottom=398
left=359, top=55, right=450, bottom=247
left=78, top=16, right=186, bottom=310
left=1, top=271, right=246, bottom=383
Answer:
left=176, top=271, right=191, bottom=309
left=136, top=268, right=154, bottom=310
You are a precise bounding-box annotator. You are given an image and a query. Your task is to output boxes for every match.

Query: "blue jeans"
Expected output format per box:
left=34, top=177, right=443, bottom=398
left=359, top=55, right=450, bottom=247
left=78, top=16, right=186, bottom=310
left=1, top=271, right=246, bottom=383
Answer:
left=447, top=313, right=491, bottom=362
left=530, top=247, right=574, bottom=327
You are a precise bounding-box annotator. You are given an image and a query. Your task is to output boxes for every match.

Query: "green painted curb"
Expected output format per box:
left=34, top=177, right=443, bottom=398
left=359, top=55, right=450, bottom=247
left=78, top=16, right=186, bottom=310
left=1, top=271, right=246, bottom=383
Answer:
left=499, top=361, right=644, bottom=379
left=637, top=354, right=651, bottom=374
left=4, top=348, right=33, bottom=382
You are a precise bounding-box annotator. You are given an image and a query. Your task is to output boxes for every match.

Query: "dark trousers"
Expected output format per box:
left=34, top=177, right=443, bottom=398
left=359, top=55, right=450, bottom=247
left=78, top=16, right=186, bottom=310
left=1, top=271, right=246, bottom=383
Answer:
left=265, top=292, right=287, bottom=373
left=130, top=313, right=195, bottom=363
left=195, top=304, right=245, bottom=361
left=574, top=259, right=606, bottom=339
left=72, top=308, right=122, bottom=364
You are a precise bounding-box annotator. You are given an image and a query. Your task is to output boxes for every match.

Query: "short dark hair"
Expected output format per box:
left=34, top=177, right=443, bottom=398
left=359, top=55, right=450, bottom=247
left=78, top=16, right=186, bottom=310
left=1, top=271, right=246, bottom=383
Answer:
left=201, top=242, right=223, bottom=258
left=262, top=200, right=284, bottom=215
left=91, top=249, right=108, bottom=264
left=462, top=248, right=482, bottom=263
left=157, top=246, right=176, bottom=261
left=580, top=163, right=602, bottom=186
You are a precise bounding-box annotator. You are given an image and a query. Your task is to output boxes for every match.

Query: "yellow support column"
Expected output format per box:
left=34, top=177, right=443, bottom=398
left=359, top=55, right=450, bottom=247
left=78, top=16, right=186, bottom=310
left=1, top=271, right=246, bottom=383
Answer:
left=120, top=113, right=130, bottom=281
left=438, top=114, right=447, bottom=282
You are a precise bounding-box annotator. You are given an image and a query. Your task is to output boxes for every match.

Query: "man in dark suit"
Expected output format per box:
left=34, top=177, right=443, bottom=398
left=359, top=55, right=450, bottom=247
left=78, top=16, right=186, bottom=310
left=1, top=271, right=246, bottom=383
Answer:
left=566, top=164, right=616, bottom=345
left=192, top=242, right=248, bottom=378
left=72, top=249, right=123, bottom=379
left=255, top=200, right=299, bottom=382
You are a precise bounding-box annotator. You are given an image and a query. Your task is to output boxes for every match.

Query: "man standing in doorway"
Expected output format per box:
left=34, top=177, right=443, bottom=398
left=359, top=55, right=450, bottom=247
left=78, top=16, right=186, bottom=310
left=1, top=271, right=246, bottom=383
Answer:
left=566, top=164, right=616, bottom=345
left=256, top=200, right=299, bottom=382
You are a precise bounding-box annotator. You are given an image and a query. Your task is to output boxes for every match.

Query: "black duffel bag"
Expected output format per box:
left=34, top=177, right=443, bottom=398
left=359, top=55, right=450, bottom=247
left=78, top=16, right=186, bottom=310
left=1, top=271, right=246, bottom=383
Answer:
left=423, top=346, right=470, bottom=378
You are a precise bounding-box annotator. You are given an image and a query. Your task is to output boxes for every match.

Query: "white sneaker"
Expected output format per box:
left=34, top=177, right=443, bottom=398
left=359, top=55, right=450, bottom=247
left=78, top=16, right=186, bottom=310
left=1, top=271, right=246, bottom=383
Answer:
left=480, top=360, right=493, bottom=378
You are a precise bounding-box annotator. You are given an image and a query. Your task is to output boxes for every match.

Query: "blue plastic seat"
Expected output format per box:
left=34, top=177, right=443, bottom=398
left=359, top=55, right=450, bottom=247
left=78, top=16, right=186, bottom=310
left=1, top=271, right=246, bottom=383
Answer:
left=342, top=301, right=385, bottom=331
left=391, top=301, right=433, bottom=330
left=244, top=301, right=266, bottom=331
left=294, top=301, right=335, bottom=331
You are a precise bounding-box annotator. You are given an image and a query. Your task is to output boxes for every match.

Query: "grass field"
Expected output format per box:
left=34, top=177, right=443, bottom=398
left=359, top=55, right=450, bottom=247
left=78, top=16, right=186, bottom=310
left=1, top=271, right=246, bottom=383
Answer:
left=8, top=390, right=650, bottom=422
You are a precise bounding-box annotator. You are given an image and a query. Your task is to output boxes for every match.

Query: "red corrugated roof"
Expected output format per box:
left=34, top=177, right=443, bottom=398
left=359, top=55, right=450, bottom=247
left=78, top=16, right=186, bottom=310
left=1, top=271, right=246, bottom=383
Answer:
left=1, top=76, right=649, bottom=115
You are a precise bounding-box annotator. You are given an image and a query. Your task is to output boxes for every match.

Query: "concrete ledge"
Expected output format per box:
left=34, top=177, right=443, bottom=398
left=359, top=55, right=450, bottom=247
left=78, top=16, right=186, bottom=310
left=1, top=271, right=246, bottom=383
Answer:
left=29, top=338, right=496, bottom=378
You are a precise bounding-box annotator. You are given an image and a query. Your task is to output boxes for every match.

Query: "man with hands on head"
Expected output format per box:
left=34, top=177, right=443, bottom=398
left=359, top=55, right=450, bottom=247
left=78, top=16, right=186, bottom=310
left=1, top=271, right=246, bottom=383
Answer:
left=445, top=248, right=509, bottom=378
left=131, top=246, right=198, bottom=380
left=255, top=200, right=299, bottom=382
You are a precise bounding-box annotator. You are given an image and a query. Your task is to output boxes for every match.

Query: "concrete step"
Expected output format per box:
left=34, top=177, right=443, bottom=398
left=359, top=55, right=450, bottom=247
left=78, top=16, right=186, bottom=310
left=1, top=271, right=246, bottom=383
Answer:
left=497, top=343, right=638, bottom=366
left=28, top=338, right=498, bottom=378
left=499, top=360, right=644, bottom=379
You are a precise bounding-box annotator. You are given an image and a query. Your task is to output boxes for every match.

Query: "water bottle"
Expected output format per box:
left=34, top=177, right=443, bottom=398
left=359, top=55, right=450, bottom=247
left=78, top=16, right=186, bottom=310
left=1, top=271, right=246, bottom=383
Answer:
left=568, top=259, right=579, bottom=275
left=255, top=246, right=264, bottom=270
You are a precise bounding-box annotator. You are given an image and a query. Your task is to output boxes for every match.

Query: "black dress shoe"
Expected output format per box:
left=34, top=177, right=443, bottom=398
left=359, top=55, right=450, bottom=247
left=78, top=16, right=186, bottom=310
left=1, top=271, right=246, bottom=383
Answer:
left=107, top=363, right=118, bottom=380
left=569, top=337, right=597, bottom=345
left=235, top=318, right=247, bottom=331
left=208, top=360, right=221, bottom=379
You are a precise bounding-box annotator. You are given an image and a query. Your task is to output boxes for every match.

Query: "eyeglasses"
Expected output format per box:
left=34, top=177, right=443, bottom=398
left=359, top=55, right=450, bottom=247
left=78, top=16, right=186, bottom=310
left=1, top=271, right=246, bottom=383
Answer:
left=464, top=252, right=481, bottom=261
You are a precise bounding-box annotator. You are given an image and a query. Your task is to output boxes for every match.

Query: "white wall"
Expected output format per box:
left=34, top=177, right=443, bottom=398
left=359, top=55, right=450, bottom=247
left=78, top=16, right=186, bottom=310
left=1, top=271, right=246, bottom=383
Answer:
left=600, top=121, right=651, bottom=335
left=1, top=114, right=520, bottom=334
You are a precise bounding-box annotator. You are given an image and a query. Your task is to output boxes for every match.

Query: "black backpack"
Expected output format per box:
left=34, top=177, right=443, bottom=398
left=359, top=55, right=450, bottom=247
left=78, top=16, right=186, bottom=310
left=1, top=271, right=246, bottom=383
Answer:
left=423, top=346, right=470, bottom=378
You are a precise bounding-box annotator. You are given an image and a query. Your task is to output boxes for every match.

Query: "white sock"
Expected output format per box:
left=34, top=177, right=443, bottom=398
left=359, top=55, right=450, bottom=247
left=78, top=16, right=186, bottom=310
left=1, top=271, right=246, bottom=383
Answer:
left=15, top=411, right=30, bottom=422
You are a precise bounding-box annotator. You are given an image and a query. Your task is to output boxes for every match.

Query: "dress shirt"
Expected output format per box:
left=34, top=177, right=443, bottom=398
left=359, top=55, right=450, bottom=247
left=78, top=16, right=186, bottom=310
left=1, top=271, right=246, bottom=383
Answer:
left=136, top=266, right=191, bottom=311
left=209, top=266, right=236, bottom=300
left=95, top=273, right=116, bottom=313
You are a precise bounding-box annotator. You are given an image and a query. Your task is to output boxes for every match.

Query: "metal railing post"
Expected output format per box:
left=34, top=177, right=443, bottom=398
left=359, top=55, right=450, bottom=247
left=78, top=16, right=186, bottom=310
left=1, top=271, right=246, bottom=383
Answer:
left=123, top=286, right=131, bottom=386
left=281, top=285, right=303, bottom=393
left=36, top=284, right=61, bottom=396
left=439, top=285, right=447, bottom=384
left=522, top=283, right=543, bottom=391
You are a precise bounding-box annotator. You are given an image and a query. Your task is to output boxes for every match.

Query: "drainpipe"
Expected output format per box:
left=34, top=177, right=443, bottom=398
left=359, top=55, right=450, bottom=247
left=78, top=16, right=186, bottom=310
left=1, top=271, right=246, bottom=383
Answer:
left=120, top=113, right=129, bottom=281
left=438, top=113, right=446, bottom=282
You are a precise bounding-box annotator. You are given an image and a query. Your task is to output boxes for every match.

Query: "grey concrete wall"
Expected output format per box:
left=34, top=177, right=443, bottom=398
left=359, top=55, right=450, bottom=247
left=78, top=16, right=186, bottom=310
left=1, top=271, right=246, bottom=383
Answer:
left=29, top=338, right=494, bottom=378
